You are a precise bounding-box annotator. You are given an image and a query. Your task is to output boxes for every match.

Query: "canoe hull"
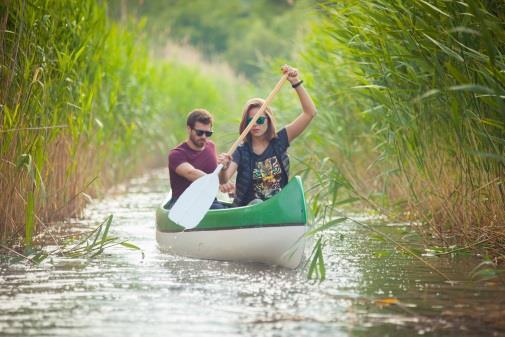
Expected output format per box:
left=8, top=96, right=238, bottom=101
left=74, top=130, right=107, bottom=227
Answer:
left=156, top=224, right=306, bottom=269
left=156, top=176, right=308, bottom=269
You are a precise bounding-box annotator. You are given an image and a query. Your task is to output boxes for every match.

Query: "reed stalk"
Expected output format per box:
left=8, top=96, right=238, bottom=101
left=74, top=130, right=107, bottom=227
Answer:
left=0, top=0, right=246, bottom=248
left=299, top=0, right=505, bottom=259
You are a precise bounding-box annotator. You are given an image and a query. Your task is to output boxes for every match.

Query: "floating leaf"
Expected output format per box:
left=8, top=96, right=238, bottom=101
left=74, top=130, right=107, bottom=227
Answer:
left=119, top=241, right=141, bottom=251
left=374, top=297, right=399, bottom=306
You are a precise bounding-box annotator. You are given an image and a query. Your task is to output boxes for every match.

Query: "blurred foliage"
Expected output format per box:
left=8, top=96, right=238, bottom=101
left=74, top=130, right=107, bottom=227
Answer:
left=106, top=0, right=314, bottom=78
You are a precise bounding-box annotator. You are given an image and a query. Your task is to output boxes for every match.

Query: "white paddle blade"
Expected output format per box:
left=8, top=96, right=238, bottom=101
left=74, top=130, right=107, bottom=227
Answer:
left=168, top=164, right=223, bottom=229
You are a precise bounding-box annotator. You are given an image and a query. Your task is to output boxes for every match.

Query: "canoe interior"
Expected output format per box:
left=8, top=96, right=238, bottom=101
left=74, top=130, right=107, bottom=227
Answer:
left=156, top=176, right=307, bottom=232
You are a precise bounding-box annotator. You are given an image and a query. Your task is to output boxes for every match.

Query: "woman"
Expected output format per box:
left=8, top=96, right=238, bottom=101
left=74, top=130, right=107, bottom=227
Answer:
left=219, top=65, right=317, bottom=206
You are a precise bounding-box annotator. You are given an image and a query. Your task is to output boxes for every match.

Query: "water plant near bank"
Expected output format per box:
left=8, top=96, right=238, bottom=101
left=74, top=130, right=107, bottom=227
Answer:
left=0, top=215, right=141, bottom=265
left=299, top=0, right=505, bottom=260
left=0, top=0, right=246, bottom=249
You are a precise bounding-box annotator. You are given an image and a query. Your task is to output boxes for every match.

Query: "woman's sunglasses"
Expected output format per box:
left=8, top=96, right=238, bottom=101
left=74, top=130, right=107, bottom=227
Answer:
left=193, top=128, right=213, bottom=137
left=246, top=116, right=267, bottom=125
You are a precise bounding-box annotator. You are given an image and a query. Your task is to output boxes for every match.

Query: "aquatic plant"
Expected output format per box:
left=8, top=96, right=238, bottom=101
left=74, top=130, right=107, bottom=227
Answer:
left=0, top=0, right=246, bottom=248
left=300, top=0, right=505, bottom=260
left=0, top=215, right=141, bottom=264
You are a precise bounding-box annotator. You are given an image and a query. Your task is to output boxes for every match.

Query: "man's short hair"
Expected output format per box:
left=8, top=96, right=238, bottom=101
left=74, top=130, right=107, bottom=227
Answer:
left=187, top=109, right=213, bottom=128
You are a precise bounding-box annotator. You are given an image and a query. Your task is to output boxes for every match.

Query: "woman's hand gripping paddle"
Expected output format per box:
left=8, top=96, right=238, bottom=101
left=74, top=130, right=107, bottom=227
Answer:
left=168, top=73, right=289, bottom=229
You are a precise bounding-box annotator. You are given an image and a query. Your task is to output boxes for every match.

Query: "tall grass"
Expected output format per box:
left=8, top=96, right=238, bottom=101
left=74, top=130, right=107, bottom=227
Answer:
left=0, top=0, right=247, bottom=247
left=300, top=0, right=505, bottom=259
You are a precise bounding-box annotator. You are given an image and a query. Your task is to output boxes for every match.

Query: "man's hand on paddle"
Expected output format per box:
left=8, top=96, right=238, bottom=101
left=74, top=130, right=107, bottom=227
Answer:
left=217, top=153, right=235, bottom=195
left=219, top=181, right=235, bottom=195
left=217, top=153, right=232, bottom=170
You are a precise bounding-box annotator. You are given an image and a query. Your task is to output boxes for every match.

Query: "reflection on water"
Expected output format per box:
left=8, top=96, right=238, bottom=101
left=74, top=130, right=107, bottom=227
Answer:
left=1, top=169, right=504, bottom=337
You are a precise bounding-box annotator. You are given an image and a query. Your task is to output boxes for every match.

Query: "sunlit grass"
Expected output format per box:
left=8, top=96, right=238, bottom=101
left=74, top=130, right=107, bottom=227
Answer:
left=299, top=0, right=505, bottom=260
left=0, top=0, right=248, bottom=248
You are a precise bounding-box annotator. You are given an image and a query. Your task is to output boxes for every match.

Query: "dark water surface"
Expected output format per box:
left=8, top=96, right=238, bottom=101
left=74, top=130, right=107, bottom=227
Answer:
left=1, top=169, right=504, bottom=337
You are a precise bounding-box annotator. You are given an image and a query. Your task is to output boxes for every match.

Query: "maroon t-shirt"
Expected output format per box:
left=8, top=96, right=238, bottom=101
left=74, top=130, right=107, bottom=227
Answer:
left=168, top=141, right=218, bottom=199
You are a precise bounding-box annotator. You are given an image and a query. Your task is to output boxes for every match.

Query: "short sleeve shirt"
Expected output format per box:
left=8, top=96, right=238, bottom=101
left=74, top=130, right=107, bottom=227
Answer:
left=232, top=128, right=289, bottom=203
left=168, top=141, right=217, bottom=199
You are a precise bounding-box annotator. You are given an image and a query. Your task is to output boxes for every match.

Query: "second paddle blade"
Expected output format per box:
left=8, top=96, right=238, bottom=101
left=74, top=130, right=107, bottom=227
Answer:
left=168, top=164, right=223, bottom=229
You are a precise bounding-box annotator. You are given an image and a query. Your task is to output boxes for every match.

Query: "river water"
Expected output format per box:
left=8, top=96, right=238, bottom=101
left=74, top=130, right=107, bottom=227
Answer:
left=1, top=169, right=504, bottom=337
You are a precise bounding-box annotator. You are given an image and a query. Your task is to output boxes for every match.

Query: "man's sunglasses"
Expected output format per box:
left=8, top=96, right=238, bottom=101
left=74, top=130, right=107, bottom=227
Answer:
left=246, top=116, right=267, bottom=125
left=193, top=128, right=213, bottom=137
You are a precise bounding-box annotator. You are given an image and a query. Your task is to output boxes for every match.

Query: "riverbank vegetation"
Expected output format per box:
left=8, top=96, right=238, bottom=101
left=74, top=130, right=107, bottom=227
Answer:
left=0, top=0, right=248, bottom=249
left=298, top=0, right=504, bottom=262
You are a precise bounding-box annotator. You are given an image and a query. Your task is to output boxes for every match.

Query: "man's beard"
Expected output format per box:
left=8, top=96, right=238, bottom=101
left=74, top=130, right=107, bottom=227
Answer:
left=189, top=134, right=205, bottom=149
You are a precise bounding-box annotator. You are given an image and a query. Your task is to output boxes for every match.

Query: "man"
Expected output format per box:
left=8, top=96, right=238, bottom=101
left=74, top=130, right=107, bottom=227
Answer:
left=167, top=109, right=232, bottom=209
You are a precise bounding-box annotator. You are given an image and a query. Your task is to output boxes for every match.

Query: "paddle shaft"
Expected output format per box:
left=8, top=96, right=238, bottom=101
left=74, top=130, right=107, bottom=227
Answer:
left=226, top=74, right=288, bottom=155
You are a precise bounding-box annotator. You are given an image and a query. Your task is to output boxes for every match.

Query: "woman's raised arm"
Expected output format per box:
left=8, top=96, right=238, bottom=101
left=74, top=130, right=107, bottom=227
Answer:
left=282, top=65, right=317, bottom=143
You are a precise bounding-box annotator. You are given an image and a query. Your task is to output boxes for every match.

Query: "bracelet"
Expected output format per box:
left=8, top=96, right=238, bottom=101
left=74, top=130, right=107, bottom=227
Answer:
left=291, top=80, right=303, bottom=88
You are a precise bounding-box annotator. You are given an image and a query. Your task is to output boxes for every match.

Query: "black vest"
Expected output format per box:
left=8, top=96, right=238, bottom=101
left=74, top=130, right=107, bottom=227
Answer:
left=233, top=137, right=289, bottom=206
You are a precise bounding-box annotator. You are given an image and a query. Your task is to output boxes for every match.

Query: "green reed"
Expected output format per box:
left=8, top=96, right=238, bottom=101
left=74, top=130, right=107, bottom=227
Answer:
left=0, top=0, right=247, bottom=248
left=297, top=0, right=505, bottom=258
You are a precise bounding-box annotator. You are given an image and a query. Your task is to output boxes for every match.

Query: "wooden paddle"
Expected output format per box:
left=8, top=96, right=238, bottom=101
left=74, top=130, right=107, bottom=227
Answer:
left=169, top=73, right=289, bottom=229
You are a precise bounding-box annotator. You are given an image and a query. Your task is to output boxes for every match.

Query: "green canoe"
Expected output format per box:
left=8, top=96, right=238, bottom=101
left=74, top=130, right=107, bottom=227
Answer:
left=155, top=176, right=308, bottom=268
